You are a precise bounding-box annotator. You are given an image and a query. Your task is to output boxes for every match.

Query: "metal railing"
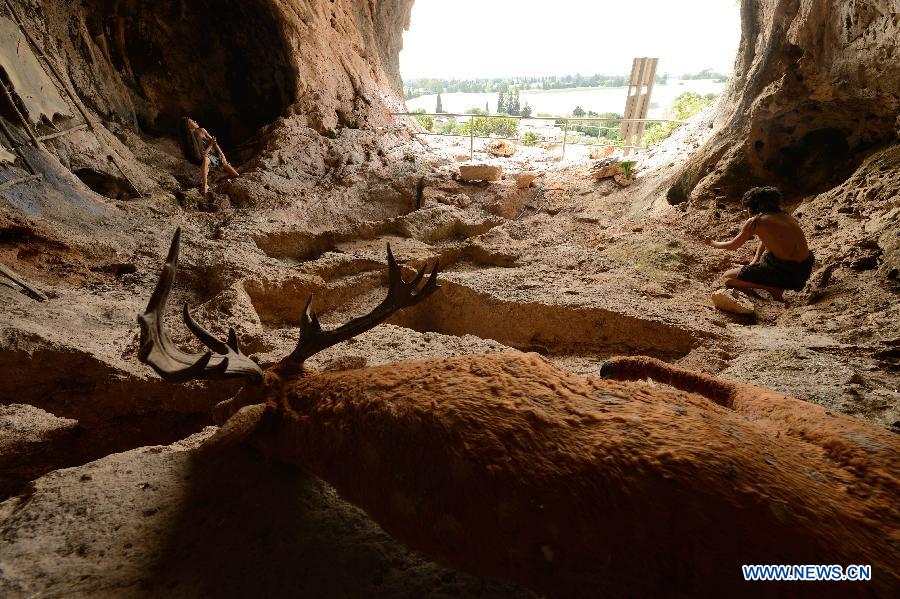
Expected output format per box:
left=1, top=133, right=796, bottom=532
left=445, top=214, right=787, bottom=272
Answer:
left=391, top=112, right=689, bottom=160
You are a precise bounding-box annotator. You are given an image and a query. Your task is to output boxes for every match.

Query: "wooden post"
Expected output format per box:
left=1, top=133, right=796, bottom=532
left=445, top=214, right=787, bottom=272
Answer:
left=0, top=263, right=48, bottom=301
left=37, top=123, right=89, bottom=143
left=621, top=57, right=658, bottom=156
left=10, top=124, right=91, bottom=148
left=469, top=116, right=474, bottom=161
left=561, top=118, right=569, bottom=160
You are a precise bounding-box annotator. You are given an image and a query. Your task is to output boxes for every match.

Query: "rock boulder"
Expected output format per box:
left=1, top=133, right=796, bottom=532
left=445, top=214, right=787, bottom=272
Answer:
left=711, top=289, right=755, bottom=315
left=486, top=139, right=516, bottom=157
left=515, top=172, right=541, bottom=189
left=459, top=164, right=502, bottom=182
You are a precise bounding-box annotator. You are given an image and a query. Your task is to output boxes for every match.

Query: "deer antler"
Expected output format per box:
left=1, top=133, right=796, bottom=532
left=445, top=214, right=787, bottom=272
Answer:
left=138, top=228, right=264, bottom=384
left=287, top=244, right=439, bottom=363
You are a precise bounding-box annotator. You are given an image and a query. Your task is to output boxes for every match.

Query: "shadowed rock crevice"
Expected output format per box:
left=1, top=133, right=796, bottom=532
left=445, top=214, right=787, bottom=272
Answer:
left=0, top=345, right=238, bottom=500
left=0, top=436, right=536, bottom=598
left=72, top=167, right=138, bottom=200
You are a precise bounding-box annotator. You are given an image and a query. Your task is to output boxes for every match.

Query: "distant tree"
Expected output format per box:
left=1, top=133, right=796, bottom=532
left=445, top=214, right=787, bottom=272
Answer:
left=508, top=89, right=521, bottom=116
left=680, top=69, right=728, bottom=81
left=520, top=101, right=532, bottom=117
left=485, top=101, right=490, bottom=114
left=572, top=106, right=585, bottom=117
left=436, top=93, right=443, bottom=113
left=497, top=92, right=505, bottom=114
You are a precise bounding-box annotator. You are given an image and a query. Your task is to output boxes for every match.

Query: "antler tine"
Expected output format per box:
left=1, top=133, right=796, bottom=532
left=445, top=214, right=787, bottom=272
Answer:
left=406, top=263, right=429, bottom=293
left=301, top=295, right=323, bottom=331
left=183, top=303, right=231, bottom=355
left=415, top=261, right=440, bottom=300
left=287, top=243, right=440, bottom=364
left=137, top=228, right=264, bottom=384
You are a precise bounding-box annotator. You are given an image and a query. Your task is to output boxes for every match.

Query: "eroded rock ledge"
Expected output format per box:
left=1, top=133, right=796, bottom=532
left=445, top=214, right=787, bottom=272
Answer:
left=668, top=0, right=900, bottom=203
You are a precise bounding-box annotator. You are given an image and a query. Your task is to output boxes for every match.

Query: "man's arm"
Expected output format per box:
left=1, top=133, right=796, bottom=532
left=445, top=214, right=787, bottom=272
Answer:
left=751, top=240, right=766, bottom=264
left=707, top=217, right=756, bottom=251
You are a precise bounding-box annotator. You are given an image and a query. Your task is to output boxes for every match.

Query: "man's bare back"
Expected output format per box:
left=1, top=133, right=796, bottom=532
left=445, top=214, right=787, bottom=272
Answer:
left=748, top=212, right=810, bottom=262
left=706, top=186, right=814, bottom=301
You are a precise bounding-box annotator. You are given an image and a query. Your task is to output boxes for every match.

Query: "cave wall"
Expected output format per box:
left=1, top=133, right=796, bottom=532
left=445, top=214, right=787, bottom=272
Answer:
left=27, top=0, right=414, bottom=147
left=668, top=0, right=900, bottom=203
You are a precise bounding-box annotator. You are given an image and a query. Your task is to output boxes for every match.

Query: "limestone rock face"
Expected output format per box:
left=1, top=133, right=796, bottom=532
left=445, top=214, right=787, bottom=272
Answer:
left=10, top=0, right=420, bottom=224
left=39, top=0, right=415, bottom=144
left=668, top=0, right=900, bottom=203
left=591, top=158, right=621, bottom=180
left=373, top=0, right=416, bottom=97
left=0, top=17, right=71, bottom=123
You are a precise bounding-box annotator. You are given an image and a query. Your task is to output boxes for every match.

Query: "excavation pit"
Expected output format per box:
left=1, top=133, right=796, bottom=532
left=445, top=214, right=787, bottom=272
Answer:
left=379, top=281, right=696, bottom=362
left=244, top=271, right=386, bottom=327
left=0, top=343, right=241, bottom=500
left=253, top=206, right=501, bottom=264
left=253, top=231, right=338, bottom=263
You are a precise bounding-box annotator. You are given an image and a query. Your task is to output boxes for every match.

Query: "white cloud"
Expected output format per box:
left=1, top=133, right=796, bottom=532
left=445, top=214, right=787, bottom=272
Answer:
left=400, top=0, right=741, bottom=79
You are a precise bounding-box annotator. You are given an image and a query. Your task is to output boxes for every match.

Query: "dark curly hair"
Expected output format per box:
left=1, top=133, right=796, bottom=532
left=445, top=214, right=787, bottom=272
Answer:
left=179, top=117, right=202, bottom=165
left=741, top=186, right=782, bottom=214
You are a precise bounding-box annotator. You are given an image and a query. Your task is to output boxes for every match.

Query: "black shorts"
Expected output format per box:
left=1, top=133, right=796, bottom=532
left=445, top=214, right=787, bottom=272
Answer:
left=738, top=251, right=814, bottom=291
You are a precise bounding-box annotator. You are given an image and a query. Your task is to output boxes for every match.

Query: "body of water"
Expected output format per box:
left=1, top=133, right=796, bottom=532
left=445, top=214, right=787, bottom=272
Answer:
left=405, top=79, right=726, bottom=118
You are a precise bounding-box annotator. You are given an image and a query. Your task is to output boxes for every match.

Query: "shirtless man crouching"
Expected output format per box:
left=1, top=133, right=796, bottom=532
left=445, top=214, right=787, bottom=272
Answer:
left=705, top=186, right=813, bottom=302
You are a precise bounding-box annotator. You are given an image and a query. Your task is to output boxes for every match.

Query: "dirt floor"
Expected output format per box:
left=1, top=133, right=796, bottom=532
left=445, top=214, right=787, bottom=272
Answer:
left=1, top=103, right=898, bottom=596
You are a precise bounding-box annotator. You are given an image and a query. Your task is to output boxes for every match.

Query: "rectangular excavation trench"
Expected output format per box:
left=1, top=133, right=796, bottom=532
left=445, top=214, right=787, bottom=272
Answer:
left=388, top=281, right=696, bottom=362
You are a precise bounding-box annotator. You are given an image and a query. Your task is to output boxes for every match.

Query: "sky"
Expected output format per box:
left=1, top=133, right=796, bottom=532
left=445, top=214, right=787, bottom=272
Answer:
left=400, top=0, right=742, bottom=80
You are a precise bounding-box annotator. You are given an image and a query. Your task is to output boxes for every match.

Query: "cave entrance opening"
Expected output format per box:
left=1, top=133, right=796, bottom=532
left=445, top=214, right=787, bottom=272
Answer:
left=399, top=0, right=740, bottom=157
left=84, top=0, right=296, bottom=155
